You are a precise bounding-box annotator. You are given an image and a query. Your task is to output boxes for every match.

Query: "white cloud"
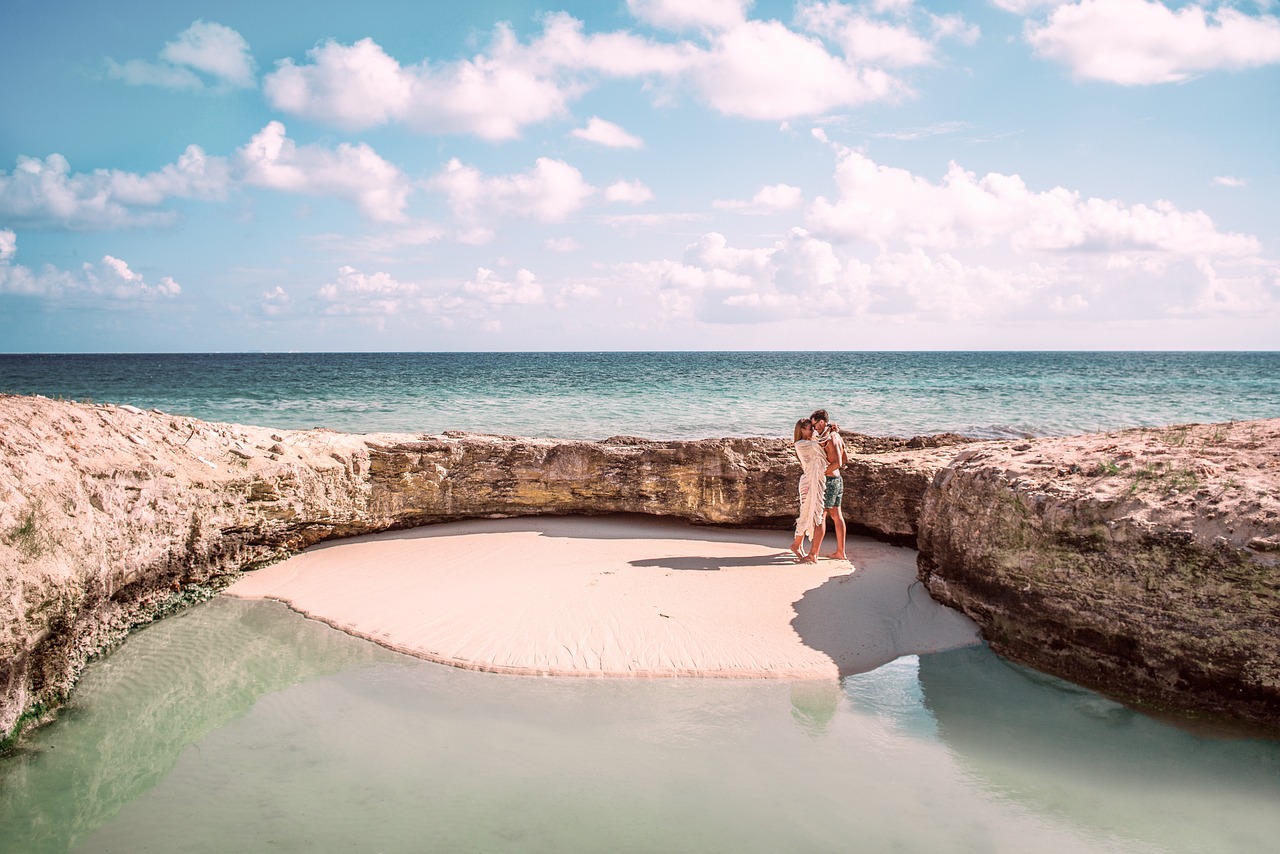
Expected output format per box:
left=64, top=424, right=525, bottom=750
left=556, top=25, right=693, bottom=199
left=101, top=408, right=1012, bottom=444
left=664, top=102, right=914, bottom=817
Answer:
left=428, top=157, right=594, bottom=226
left=236, top=122, right=410, bottom=222
left=1213, top=175, right=1247, bottom=187
left=990, top=0, right=1058, bottom=13
left=0, top=243, right=180, bottom=300
left=796, top=0, right=975, bottom=68
left=605, top=180, right=655, bottom=203
left=685, top=19, right=906, bottom=119
left=627, top=224, right=1276, bottom=327
left=806, top=147, right=1260, bottom=256
left=627, top=0, right=751, bottom=31
left=264, top=27, right=574, bottom=140
left=107, top=144, right=231, bottom=205
left=0, top=147, right=228, bottom=230
left=316, top=265, right=424, bottom=316
left=545, top=236, right=583, bottom=252
left=571, top=117, right=645, bottom=148
left=106, top=21, right=256, bottom=91
left=263, top=6, right=979, bottom=139
left=261, top=286, right=292, bottom=317
left=265, top=38, right=411, bottom=130
left=714, top=183, right=803, bottom=212
left=463, top=267, right=545, bottom=305
left=1025, top=0, right=1280, bottom=84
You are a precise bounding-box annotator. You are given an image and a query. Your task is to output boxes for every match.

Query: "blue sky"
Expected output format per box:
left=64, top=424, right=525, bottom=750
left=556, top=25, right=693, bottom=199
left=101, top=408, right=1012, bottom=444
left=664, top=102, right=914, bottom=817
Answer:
left=2, top=0, right=1277, bottom=351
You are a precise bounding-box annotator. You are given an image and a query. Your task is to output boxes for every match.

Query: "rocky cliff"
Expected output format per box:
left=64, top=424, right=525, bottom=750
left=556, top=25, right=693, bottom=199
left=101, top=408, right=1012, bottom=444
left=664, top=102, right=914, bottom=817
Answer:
left=917, top=422, right=1280, bottom=731
left=2, top=394, right=1277, bottom=741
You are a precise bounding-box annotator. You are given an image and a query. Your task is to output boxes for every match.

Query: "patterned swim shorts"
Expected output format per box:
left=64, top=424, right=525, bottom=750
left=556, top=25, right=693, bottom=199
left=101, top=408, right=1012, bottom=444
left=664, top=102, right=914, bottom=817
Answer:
left=823, top=475, right=843, bottom=509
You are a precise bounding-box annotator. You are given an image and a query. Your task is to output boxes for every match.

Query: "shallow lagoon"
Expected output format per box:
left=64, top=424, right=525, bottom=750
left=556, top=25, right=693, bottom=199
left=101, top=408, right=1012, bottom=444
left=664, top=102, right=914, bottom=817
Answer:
left=2, top=597, right=1278, bottom=853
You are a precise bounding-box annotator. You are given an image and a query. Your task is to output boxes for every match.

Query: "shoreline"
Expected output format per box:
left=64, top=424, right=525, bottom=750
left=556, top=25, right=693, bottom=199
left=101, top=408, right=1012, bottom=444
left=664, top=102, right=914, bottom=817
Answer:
left=223, top=515, right=981, bottom=680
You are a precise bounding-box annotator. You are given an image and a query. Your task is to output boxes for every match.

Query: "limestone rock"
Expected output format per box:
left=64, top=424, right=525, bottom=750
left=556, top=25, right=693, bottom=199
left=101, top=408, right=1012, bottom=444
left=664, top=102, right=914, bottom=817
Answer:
left=916, top=422, right=1280, bottom=732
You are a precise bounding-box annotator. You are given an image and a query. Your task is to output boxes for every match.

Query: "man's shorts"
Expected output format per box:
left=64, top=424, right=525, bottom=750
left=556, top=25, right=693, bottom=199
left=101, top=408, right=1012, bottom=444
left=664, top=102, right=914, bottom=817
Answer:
left=823, top=475, right=843, bottom=509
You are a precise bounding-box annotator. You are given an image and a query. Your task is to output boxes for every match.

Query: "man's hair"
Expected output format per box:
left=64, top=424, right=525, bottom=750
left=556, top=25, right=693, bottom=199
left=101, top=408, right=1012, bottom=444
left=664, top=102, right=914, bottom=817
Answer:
left=810, top=409, right=829, bottom=423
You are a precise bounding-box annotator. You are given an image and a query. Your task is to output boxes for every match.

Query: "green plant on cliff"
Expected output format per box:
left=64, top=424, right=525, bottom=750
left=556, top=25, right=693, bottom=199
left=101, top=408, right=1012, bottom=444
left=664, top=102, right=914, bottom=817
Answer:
left=4, top=502, right=55, bottom=561
left=1126, top=461, right=1199, bottom=497
left=1162, top=425, right=1191, bottom=447
left=1091, top=459, right=1123, bottom=477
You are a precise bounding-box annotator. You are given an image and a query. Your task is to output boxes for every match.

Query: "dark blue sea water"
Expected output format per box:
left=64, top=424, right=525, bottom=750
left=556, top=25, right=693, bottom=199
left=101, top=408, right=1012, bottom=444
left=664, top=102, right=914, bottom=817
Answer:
left=2, top=351, right=1278, bottom=439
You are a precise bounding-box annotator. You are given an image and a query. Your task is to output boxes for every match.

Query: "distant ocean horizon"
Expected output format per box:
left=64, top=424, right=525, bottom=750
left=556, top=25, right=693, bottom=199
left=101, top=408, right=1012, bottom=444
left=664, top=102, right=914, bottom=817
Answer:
left=3, top=351, right=1278, bottom=441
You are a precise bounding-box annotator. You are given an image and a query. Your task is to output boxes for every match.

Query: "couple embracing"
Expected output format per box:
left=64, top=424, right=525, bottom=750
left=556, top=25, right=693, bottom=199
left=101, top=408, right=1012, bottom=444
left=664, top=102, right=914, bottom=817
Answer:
left=789, top=409, right=849, bottom=564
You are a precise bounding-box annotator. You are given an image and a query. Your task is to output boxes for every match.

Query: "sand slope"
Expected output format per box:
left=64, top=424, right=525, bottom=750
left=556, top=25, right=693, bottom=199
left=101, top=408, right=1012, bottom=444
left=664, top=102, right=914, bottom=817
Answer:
left=225, top=515, right=979, bottom=678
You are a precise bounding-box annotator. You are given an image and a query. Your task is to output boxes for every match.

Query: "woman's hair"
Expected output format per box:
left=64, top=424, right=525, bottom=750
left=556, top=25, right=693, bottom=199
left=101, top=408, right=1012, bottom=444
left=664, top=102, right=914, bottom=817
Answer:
left=793, top=418, right=812, bottom=442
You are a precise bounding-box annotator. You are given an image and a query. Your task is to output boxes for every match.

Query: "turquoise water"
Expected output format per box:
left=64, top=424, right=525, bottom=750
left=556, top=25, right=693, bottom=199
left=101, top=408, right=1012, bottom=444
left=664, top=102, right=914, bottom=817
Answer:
left=2, top=351, right=1278, bottom=439
left=2, top=598, right=1277, bottom=853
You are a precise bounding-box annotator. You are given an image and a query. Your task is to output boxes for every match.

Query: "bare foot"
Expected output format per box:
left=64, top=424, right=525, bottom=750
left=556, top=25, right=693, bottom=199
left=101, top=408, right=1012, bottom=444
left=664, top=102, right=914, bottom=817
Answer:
left=800, top=554, right=817, bottom=564
left=825, top=552, right=848, bottom=560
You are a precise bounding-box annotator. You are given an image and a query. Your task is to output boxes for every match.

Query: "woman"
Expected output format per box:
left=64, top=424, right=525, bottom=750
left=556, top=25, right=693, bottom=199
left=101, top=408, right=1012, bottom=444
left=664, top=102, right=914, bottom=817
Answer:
left=790, top=418, right=827, bottom=563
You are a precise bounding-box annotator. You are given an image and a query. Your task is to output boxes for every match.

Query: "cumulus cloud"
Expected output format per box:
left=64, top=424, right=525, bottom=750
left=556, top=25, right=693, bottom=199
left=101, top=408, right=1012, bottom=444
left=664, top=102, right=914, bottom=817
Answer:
left=262, top=5, right=978, bottom=138
left=627, top=0, right=751, bottom=32
left=463, top=267, right=546, bottom=305
left=683, top=19, right=905, bottom=118
left=106, top=21, right=256, bottom=91
left=545, top=236, right=583, bottom=252
left=0, top=127, right=414, bottom=231
left=299, top=263, right=550, bottom=325
left=714, top=183, right=803, bottom=212
left=571, top=117, right=645, bottom=148
left=627, top=227, right=871, bottom=322
left=631, top=224, right=1275, bottom=327
left=605, top=180, right=654, bottom=203
left=616, top=135, right=1276, bottom=328
left=427, top=157, right=594, bottom=226
left=261, top=286, right=293, bottom=317
left=0, top=146, right=228, bottom=230
left=263, top=26, right=577, bottom=139
left=806, top=146, right=1260, bottom=256
left=797, top=1, right=978, bottom=68
left=237, top=122, right=410, bottom=222
left=316, top=265, right=425, bottom=316
left=0, top=238, right=181, bottom=300
left=1023, top=0, right=1280, bottom=84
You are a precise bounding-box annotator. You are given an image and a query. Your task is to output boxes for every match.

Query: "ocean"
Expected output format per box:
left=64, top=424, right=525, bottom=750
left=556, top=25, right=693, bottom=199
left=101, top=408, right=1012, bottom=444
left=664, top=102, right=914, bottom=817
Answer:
left=2, top=351, right=1279, bottom=438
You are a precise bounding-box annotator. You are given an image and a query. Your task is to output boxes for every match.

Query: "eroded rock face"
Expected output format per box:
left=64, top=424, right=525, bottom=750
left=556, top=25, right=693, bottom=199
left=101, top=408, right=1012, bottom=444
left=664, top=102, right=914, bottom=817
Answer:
left=0, top=395, right=960, bottom=739
left=2, top=394, right=1277, bottom=740
left=916, top=423, right=1280, bottom=732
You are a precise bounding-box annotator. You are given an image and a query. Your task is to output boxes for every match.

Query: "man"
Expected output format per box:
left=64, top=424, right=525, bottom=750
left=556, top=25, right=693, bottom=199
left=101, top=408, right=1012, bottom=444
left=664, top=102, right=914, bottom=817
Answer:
left=810, top=409, right=848, bottom=561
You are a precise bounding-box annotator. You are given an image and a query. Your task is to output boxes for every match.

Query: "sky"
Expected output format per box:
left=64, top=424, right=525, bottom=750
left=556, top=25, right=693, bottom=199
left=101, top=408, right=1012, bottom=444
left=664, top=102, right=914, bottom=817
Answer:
left=1, top=0, right=1277, bottom=352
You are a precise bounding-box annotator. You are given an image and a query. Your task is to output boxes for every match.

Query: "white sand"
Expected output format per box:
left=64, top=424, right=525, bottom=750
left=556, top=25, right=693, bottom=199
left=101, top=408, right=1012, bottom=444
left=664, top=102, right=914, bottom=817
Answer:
left=225, top=515, right=980, bottom=678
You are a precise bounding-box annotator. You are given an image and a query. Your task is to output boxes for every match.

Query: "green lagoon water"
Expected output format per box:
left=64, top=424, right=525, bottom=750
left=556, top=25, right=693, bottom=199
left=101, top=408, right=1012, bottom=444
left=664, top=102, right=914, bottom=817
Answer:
left=3, top=597, right=1277, bottom=853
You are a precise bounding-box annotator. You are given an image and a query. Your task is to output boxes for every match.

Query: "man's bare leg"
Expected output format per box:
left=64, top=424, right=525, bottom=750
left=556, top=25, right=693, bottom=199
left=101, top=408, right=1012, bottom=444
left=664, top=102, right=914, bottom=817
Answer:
left=825, top=508, right=848, bottom=560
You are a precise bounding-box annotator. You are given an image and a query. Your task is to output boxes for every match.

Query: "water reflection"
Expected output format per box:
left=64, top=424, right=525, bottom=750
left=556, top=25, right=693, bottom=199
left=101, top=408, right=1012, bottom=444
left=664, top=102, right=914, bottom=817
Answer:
left=4, top=601, right=1278, bottom=853
left=913, top=645, right=1280, bottom=854
left=0, top=598, right=390, bottom=853
left=789, top=681, right=840, bottom=736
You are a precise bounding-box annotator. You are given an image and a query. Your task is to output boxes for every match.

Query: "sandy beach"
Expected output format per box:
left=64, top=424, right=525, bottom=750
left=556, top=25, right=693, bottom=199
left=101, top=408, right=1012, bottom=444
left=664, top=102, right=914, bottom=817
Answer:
left=225, top=515, right=980, bottom=678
